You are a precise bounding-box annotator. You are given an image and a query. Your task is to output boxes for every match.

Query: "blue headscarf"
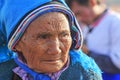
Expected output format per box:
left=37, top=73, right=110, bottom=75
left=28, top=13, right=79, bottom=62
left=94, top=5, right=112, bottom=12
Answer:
left=0, top=0, right=83, bottom=51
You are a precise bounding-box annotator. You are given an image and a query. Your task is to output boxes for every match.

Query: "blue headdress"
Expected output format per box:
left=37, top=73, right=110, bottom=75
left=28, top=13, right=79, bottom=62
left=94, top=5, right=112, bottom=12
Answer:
left=0, top=0, right=83, bottom=51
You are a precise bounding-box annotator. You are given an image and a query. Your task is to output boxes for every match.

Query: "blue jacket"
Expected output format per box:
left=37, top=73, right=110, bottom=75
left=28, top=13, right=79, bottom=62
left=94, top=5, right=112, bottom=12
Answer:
left=59, top=50, right=102, bottom=80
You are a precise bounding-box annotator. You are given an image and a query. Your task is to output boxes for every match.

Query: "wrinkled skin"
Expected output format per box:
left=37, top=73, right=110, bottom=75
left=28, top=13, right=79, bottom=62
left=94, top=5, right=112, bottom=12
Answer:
left=15, top=12, right=72, bottom=73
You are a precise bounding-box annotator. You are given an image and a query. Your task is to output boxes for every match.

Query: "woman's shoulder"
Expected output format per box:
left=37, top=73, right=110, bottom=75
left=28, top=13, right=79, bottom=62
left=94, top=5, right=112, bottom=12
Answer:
left=59, top=50, right=102, bottom=80
left=69, top=50, right=101, bottom=70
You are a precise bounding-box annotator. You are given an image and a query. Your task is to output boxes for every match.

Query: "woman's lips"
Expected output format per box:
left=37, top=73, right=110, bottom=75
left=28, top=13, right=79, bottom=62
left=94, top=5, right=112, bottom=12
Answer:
left=43, top=59, right=61, bottom=64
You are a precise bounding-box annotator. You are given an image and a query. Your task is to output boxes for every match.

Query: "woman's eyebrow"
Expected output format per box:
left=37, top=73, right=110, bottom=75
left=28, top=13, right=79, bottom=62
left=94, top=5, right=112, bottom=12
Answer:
left=60, top=30, right=69, bottom=33
left=36, top=29, right=70, bottom=36
left=37, top=32, right=52, bottom=36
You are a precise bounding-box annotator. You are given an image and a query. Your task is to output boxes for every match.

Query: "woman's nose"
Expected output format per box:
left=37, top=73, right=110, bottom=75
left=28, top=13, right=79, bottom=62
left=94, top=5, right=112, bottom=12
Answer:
left=47, top=38, right=62, bottom=55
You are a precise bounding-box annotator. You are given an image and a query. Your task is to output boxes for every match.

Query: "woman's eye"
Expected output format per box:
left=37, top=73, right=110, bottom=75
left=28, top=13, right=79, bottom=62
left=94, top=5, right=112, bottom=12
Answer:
left=60, top=32, right=70, bottom=38
left=62, top=33, right=68, bottom=37
left=37, top=34, right=50, bottom=39
left=40, top=35, right=48, bottom=39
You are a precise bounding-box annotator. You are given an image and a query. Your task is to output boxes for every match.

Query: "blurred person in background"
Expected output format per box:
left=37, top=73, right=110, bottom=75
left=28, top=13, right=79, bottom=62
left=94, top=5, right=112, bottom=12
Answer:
left=66, top=0, right=120, bottom=80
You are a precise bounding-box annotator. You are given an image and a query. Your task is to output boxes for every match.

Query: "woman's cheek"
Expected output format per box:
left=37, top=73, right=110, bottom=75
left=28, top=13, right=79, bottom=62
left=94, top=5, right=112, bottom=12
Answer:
left=63, top=38, right=72, bottom=49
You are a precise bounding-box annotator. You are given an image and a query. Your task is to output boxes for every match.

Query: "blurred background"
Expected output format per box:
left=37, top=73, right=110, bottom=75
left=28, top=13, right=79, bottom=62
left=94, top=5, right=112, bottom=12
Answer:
left=105, top=0, right=120, bottom=13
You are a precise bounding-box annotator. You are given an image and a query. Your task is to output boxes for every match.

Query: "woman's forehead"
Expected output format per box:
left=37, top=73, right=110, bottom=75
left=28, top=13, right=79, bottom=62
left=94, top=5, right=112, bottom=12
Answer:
left=24, top=12, right=70, bottom=34
left=35, top=12, right=68, bottom=23
left=30, top=13, right=68, bottom=27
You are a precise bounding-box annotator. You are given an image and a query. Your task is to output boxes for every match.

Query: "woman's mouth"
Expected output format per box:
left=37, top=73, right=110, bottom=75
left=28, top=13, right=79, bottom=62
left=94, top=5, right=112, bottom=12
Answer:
left=43, top=59, right=61, bottom=64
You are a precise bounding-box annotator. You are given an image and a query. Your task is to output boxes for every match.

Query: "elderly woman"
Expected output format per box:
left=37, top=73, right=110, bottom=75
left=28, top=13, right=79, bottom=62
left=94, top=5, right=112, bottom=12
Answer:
left=0, top=0, right=102, bottom=80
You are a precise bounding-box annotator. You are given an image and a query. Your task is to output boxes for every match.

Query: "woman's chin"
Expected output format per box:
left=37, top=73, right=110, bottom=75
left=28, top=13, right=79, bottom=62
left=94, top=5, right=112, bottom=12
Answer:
left=34, top=65, right=63, bottom=73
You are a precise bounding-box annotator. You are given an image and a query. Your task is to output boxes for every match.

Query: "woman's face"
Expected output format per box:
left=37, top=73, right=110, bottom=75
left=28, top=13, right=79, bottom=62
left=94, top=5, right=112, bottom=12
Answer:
left=15, top=12, right=72, bottom=73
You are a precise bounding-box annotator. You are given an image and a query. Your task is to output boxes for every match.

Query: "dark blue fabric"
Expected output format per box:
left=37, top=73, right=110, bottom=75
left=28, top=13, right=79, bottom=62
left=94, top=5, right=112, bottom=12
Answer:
left=0, top=59, right=17, bottom=80
left=102, top=73, right=120, bottom=80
